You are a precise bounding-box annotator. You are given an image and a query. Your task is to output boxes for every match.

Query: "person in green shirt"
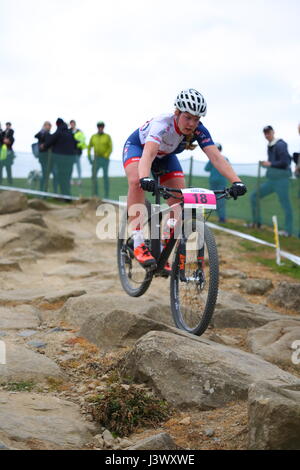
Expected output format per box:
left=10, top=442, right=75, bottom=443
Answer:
left=0, top=137, right=14, bottom=185
left=70, top=120, right=87, bottom=186
left=88, top=121, right=113, bottom=198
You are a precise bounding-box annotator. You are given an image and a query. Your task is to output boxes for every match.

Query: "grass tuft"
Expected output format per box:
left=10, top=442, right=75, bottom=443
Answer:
left=87, top=384, right=170, bottom=437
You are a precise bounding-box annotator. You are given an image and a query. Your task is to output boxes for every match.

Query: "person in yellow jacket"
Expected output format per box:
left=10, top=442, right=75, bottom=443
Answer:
left=0, top=137, right=14, bottom=185
left=70, top=120, right=87, bottom=186
left=88, top=121, right=112, bottom=198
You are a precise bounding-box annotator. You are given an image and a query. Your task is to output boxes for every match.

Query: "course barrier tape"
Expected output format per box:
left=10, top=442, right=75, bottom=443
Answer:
left=206, top=222, right=300, bottom=266
left=0, top=185, right=80, bottom=200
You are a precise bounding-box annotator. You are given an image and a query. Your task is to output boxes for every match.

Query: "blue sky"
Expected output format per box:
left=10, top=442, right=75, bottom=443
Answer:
left=1, top=0, right=300, bottom=163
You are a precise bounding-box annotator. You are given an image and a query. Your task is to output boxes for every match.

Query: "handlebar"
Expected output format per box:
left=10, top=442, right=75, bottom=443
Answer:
left=153, top=185, right=232, bottom=201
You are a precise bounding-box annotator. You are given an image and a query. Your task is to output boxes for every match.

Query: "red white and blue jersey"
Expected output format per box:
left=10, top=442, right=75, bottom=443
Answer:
left=138, top=113, right=214, bottom=157
left=122, top=113, right=215, bottom=181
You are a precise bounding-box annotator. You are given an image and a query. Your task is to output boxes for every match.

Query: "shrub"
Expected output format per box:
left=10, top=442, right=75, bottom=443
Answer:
left=88, top=384, right=170, bottom=437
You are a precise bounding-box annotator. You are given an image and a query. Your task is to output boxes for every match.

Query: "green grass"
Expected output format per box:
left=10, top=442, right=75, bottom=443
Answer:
left=211, top=218, right=300, bottom=256
left=2, top=381, right=35, bottom=392
left=5, top=173, right=300, bottom=239
left=253, top=257, right=300, bottom=280
left=237, top=239, right=300, bottom=280
left=191, top=174, right=300, bottom=239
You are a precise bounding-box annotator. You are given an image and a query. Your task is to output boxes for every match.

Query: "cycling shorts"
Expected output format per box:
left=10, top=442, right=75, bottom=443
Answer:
left=122, top=129, right=184, bottom=184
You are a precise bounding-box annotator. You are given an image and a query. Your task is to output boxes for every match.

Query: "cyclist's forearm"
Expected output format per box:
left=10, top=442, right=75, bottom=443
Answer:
left=138, top=142, right=159, bottom=179
left=204, top=146, right=241, bottom=183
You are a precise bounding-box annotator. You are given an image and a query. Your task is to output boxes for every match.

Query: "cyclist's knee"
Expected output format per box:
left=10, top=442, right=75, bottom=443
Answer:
left=128, top=175, right=142, bottom=192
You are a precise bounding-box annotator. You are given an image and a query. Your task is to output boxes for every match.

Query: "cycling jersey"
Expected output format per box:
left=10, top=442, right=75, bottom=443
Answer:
left=123, top=113, right=214, bottom=183
left=123, top=113, right=214, bottom=165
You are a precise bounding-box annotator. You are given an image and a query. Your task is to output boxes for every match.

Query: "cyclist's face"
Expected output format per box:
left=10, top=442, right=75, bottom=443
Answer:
left=177, top=112, right=200, bottom=135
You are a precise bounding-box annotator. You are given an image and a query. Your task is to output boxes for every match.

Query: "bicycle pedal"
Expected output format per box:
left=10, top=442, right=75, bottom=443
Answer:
left=145, top=263, right=157, bottom=273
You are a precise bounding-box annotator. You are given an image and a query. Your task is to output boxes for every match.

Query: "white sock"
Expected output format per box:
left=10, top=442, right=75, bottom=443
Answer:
left=132, top=230, right=144, bottom=249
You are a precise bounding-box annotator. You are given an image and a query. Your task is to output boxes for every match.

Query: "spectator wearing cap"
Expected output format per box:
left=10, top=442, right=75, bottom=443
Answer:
left=34, top=121, right=58, bottom=193
left=250, top=126, right=293, bottom=237
left=204, top=143, right=228, bottom=223
left=43, top=118, right=76, bottom=196
left=69, top=120, right=86, bottom=186
left=88, top=121, right=113, bottom=198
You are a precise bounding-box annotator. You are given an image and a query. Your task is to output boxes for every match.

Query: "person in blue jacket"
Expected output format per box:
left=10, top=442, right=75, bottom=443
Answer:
left=250, top=125, right=293, bottom=236
left=204, top=142, right=228, bottom=223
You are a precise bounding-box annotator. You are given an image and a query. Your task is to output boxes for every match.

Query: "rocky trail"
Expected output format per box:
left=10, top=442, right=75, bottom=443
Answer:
left=0, top=191, right=299, bottom=451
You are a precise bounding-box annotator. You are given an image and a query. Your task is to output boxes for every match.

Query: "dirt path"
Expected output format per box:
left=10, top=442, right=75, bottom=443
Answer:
left=0, top=199, right=299, bottom=450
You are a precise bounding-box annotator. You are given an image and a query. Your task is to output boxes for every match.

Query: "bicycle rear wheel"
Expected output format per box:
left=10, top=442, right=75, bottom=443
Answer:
left=117, top=208, right=153, bottom=297
left=170, top=222, right=219, bottom=336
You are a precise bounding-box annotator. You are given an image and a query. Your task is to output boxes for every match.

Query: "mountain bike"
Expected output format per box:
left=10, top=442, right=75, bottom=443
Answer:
left=117, top=175, right=232, bottom=336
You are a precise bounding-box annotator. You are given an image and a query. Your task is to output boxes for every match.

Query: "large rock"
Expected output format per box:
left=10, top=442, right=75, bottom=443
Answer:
left=123, top=331, right=300, bottom=410
left=0, top=191, right=28, bottom=214
left=47, top=208, right=82, bottom=220
left=44, top=264, right=99, bottom=279
left=0, top=259, right=21, bottom=272
left=3, top=223, right=74, bottom=253
left=0, top=343, right=64, bottom=383
left=268, top=282, right=300, bottom=313
left=239, top=279, right=273, bottom=295
left=246, top=320, right=300, bottom=368
left=248, top=382, right=300, bottom=450
left=42, top=288, right=87, bottom=304
left=0, top=305, right=40, bottom=330
left=0, top=287, right=85, bottom=307
left=212, top=291, right=294, bottom=329
left=0, top=392, right=95, bottom=449
left=0, top=230, right=19, bottom=250
left=80, top=309, right=176, bottom=349
left=0, top=209, right=47, bottom=228
left=60, top=293, right=171, bottom=328
left=220, top=269, right=247, bottom=279
left=28, top=199, right=54, bottom=211
left=5, top=248, right=45, bottom=261
left=128, top=433, right=177, bottom=450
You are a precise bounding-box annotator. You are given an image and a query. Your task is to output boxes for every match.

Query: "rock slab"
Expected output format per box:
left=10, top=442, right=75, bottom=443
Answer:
left=0, top=343, right=64, bottom=383
left=0, top=392, right=95, bottom=449
left=123, top=331, right=300, bottom=410
left=247, top=320, right=300, bottom=368
left=248, top=382, right=300, bottom=450
left=128, top=433, right=177, bottom=450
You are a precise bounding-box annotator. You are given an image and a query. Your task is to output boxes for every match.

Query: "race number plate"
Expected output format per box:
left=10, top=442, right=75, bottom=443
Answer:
left=182, top=188, right=217, bottom=209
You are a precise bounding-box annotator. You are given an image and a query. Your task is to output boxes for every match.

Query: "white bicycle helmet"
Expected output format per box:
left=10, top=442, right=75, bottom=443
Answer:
left=175, top=88, right=207, bottom=117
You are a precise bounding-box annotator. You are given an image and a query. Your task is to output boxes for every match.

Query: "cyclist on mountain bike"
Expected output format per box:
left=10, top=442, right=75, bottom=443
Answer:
left=123, top=88, right=247, bottom=269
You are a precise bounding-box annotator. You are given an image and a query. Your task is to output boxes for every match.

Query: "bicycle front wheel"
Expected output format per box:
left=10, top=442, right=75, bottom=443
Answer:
left=170, top=223, right=219, bottom=336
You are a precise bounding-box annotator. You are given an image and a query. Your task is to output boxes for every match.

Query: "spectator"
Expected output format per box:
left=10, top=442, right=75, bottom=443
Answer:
left=0, top=136, right=14, bottom=185
left=88, top=121, right=112, bottom=198
left=250, top=125, right=293, bottom=237
left=3, top=122, right=14, bottom=149
left=43, top=118, right=76, bottom=196
left=204, top=142, right=228, bottom=223
left=293, top=123, right=300, bottom=178
left=34, top=121, right=58, bottom=193
left=69, top=120, right=86, bottom=186
left=293, top=123, right=300, bottom=238
left=0, top=123, right=3, bottom=145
